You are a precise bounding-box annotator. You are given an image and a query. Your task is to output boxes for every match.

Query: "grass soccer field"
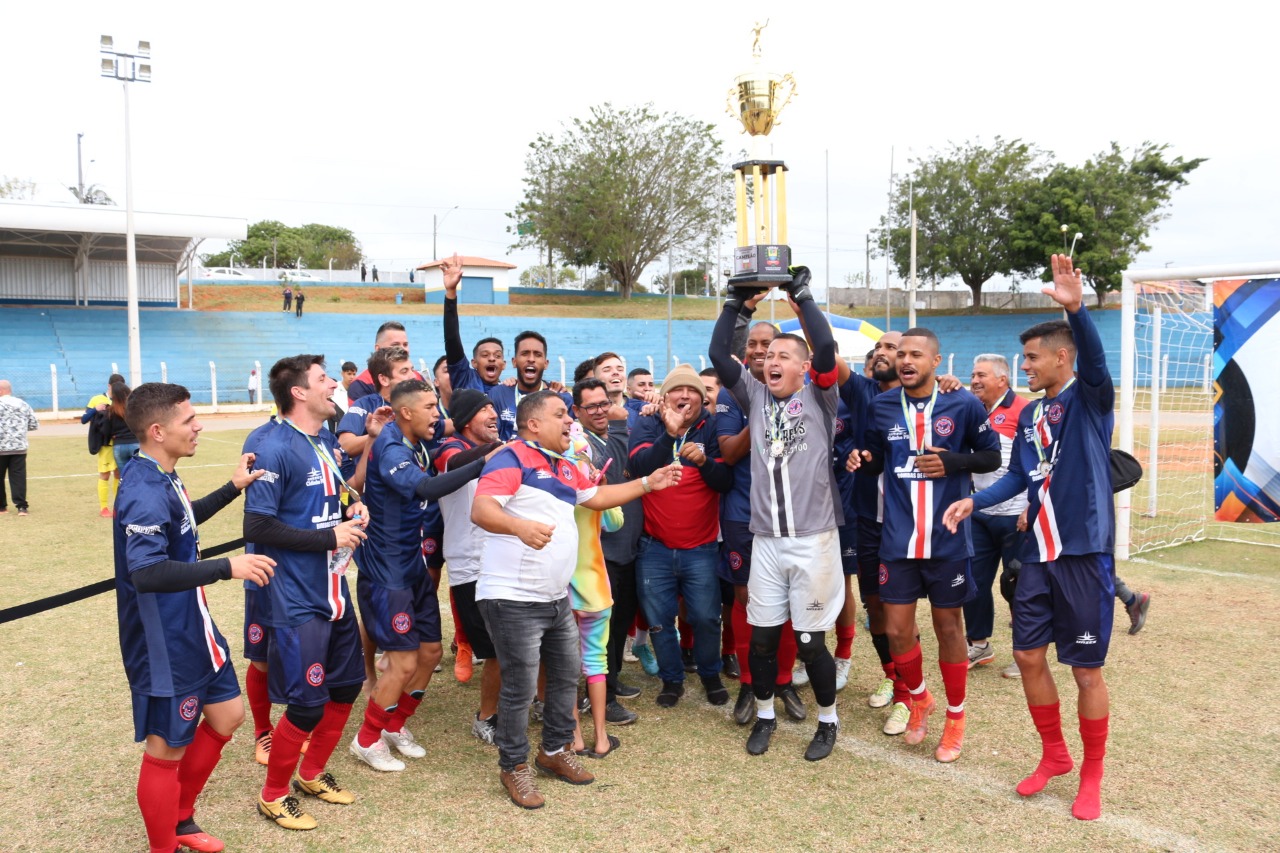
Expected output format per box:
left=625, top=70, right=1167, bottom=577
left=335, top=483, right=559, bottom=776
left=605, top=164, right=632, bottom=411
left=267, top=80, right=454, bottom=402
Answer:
left=1, top=426, right=1277, bottom=852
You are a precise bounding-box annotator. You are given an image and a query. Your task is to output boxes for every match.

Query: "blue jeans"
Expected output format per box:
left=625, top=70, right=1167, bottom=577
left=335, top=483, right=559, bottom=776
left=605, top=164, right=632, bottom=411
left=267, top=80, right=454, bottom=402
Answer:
left=113, top=442, right=139, bottom=472
left=479, top=596, right=580, bottom=772
left=964, top=511, right=1022, bottom=641
left=636, top=536, right=722, bottom=684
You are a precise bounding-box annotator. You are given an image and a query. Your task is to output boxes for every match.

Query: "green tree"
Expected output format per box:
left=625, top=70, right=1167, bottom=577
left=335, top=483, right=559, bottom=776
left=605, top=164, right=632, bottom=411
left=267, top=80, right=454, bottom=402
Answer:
left=0, top=176, right=36, bottom=199
left=1010, top=143, right=1206, bottom=306
left=518, top=264, right=579, bottom=288
left=510, top=103, right=732, bottom=299
left=67, top=184, right=115, bottom=205
left=878, top=137, right=1049, bottom=310
left=202, top=220, right=363, bottom=270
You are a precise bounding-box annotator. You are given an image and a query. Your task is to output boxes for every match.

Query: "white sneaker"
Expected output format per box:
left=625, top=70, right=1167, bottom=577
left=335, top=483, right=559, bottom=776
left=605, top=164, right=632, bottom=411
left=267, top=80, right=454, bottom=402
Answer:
left=1001, top=661, right=1022, bottom=679
left=471, top=713, right=497, bottom=746
left=349, top=735, right=405, bottom=772
left=382, top=726, right=426, bottom=758
left=834, top=657, right=852, bottom=692
left=623, top=635, right=639, bottom=663
left=883, top=701, right=910, bottom=736
left=792, top=662, right=810, bottom=686
left=868, top=677, right=894, bottom=709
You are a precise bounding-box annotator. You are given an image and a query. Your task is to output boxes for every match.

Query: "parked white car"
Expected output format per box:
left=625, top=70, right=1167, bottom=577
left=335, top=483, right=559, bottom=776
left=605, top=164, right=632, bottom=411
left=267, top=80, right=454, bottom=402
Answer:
left=204, top=267, right=251, bottom=280
left=279, top=270, right=325, bottom=282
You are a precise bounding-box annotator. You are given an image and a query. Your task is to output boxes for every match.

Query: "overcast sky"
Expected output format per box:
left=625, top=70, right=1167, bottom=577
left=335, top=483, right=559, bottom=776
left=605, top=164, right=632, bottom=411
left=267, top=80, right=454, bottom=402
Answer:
left=4, top=1, right=1273, bottom=296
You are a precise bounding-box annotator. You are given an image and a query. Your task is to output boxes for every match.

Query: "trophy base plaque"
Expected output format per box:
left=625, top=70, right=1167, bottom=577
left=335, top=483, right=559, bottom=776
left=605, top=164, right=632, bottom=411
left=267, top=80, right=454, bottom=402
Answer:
left=729, top=243, right=792, bottom=287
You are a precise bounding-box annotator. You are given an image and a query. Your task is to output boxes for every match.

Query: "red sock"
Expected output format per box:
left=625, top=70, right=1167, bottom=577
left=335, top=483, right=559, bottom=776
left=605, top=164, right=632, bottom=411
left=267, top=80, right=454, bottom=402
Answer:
left=835, top=623, right=856, bottom=659
left=448, top=589, right=469, bottom=646
left=1017, top=702, right=1075, bottom=796
left=679, top=616, right=694, bottom=650
left=176, top=720, right=231, bottom=822
left=299, top=701, right=355, bottom=781
left=357, top=698, right=392, bottom=749
left=386, top=692, right=422, bottom=733
left=732, top=601, right=752, bottom=686
left=137, top=753, right=180, bottom=853
left=721, top=609, right=735, bottom=655
left=1073, top=714, right=1109, bottom=820
left=262, top=715, right=309, bottom=802
left=939, top=660, right=968, bottom=720
left=246, top=665, right=273, bottom=736
left=775, top=620, right=797, bottom=686
left=891, top=642, right=926, bottom=701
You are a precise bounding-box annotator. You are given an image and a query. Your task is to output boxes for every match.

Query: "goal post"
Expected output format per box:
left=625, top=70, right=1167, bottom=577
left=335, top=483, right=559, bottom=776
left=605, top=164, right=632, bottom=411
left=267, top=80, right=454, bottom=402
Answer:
left=1118, top=261, right=1280, bottom=558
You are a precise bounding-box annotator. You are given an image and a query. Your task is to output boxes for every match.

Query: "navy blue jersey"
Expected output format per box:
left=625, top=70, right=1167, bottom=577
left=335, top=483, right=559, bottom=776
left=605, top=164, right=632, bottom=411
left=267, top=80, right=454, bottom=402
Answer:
left=241, top=419, right=279, bottom=572
left=360, top=421, right=433, bottom=589
left=448, top=357, right=500, bottom=396
left=487, top=385, right=574, bottom=442
left=339, top=392, right=441, bottom=530
left=244, top=423, right=351, bottom=627
left=115, top=459, right=229, bottom=696
left=832, top=394, right=857, bottom=522
left=842, top=374, right=885, bottom=521
left=972, top=306, right=1115, bottom=561
left=865, top=385, right=998, bottom=562
left=714, top=387, right=751, bottom=524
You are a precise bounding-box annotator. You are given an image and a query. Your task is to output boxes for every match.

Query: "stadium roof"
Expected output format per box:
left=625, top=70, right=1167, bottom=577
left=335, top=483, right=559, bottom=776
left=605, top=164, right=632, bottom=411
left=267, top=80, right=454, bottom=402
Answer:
left=416, top=255, right=516, bottom=271
left=0, top=200, right=246, bottom=265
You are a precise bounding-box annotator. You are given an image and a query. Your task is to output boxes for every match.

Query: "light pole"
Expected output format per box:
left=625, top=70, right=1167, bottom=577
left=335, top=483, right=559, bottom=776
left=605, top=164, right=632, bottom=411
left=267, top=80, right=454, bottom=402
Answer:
left=100, top=35, right=151, bottom=387
left=76, top=132, right=86, bottom=200
left=433, top=205, right=458, bottom=261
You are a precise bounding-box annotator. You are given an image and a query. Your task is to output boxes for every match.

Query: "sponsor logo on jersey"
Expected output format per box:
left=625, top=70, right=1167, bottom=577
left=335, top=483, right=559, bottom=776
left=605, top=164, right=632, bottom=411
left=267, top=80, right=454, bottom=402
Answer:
left=1047, top=402, right=1065, bottom=424
left=305, top=468, right=324, bottom=487
left=934, top=416, right=955, bottom=437
left=785, top=398, right=804, bottom=417
left=887, top=424, right=909, bottom=442
left=125, top=523, right=163, bottom=537
left=535, top=469, right=554, bottom=480
left=878, top=563, right=889, bottom=585
left=842, top=546, right=857, bottom=557
left=951, top=574, right=965, bottom=587
left=729, top=551, right=743, bottom=571
left=349, top=406, right=368, bottom=418
left=423, top=537, right=438, bottom=555
left=805, top=599, right=824, bottom=611
left=248, top=623, right=263, bottom=645
left=256, top=470, right=279, bottom=484
left=1076, top=631, right=1098, bottom=645
left=179, top=695, right=200, bottom=721
left=977, top=420, right=990, bottom=432
left=306, top=663, right=326, bottom=686
left=180, top=517, right=192, bottom=535
left=390, top=460, right=411, bottom=475
left=392, top=612, right=412, bottom=634
left=893, top=457, right=925, bottom=480
left=1023, top=426, right=1038, bottom=444
left=500, top=407, right=516, bottom=423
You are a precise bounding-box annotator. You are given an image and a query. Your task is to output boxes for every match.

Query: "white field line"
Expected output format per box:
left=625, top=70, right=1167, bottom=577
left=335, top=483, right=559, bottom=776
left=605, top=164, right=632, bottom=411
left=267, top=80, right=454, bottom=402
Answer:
left=1126, top=556, right=1280, bottom=583
left=28, top=462, right=232, bottom=481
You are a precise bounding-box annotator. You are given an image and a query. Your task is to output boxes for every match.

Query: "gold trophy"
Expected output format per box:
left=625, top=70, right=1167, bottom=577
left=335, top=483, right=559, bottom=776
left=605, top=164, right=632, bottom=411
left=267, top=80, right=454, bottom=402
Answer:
left=726, top=20, right=797, bottom=287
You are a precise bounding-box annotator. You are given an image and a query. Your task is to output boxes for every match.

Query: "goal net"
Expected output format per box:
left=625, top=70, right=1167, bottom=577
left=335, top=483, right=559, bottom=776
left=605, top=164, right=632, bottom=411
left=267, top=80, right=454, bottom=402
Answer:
left=1118, top=263, right=1280, bottom=557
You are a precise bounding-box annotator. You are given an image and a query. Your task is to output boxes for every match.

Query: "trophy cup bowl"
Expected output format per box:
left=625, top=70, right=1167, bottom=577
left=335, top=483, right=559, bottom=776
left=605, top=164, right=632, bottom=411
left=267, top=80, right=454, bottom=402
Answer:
left=733, top=70, right=796, bottom=136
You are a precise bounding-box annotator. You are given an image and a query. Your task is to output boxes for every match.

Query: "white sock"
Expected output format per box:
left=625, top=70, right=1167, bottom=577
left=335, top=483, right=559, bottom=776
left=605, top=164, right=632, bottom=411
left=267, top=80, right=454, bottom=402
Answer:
left=543, top=746, right=563, bottom=757
left=756, top=699, right=776, bottom=720
left=818, top=704, right=838, bottom=724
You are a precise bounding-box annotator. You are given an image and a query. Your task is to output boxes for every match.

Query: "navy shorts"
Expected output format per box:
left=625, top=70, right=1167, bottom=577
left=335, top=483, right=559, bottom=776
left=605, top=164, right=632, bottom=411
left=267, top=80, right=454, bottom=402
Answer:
left=837, top=522, right=858, bottom=577
left=879, top=558, right=975, bottom=608
left=267, top=613, right=365, bottom=707
left=357, top=572, right=442, bottom=651
left=717, top=519, right=754, bottom=586
left=451, top=580, right=497, bottom=660
left=855, top=516, right=884, bottom=603
left=243, top=586, right=271, bottom=663
left=132, top=660, right=240, bottom=746
left=1013, top=554, right=1115, bottom=668
left=422, top=529, right=445, bottom=572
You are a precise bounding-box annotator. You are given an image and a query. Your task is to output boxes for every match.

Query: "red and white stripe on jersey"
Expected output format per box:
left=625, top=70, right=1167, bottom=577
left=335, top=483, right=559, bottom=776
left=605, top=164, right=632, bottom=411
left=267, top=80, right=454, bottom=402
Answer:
left=1031, top=412, right=1064, bottom=561
left=323, top=463, right=347, bottom=620
left=197, top=587, right=227, bottom=670
left=906, top=401, right=934, bottom=559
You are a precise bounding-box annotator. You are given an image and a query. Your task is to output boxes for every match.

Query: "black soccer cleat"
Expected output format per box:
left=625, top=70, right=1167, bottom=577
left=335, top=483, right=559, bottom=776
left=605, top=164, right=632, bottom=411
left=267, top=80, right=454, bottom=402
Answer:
left=804, top=720, right=839, bottom=762
left=746, top=717, right=778, bottom=755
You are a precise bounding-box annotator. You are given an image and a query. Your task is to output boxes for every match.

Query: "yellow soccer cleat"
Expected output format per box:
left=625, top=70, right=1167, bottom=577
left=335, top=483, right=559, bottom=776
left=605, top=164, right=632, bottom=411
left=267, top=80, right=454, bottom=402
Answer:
left=292, top=771, right=356, bottom=805
left=257, top=795, right=317, bottom=831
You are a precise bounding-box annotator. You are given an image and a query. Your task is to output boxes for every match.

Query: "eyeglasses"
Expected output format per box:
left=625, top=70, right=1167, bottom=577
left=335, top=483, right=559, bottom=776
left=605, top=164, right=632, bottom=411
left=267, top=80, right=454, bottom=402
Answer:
left=577, top=401, right=611, bottom=414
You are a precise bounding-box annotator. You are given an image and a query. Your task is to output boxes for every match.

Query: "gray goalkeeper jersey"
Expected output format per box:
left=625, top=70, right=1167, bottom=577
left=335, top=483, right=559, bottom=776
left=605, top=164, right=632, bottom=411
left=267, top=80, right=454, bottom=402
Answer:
left=729, top=370, right=843, bottom=538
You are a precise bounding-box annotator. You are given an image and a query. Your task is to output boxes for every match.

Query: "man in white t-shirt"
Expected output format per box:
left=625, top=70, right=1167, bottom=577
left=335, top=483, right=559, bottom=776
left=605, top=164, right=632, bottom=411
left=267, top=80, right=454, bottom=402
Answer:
left=471, top=390, right=681, bottom=809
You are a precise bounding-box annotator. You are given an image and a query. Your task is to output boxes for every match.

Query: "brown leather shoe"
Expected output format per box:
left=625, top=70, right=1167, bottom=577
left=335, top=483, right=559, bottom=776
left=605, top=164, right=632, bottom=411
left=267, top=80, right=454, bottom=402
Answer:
left=500, top=764, right=545, bottom=809
left=535, top=745, right=595, bottom=785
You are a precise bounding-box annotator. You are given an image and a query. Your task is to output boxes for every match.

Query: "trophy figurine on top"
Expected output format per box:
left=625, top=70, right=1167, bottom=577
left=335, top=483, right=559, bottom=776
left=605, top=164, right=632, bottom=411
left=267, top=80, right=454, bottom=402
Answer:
left=726, top=20, right=798, bottom=288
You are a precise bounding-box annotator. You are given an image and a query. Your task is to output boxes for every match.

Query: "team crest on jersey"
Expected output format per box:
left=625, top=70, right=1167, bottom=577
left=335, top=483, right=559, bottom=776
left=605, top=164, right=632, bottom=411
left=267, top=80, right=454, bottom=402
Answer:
left=834, top=418, right=846, bottom=434
left=934, top=416, right=955, bottom=437
left=305, top=468, right=324, bottom=487
left=179, top=695, right=200, bottom=721
left=248, top=623, right=263, bottom=645
left=729, top=551, right=743, bottom=571
left=559, top=461, right=574, bottom=482
left=392, top=612, right=412, bottom=634
left=878, top=563, right=889, bottom=585
left=785, top=399, right=804, bottom=417
left=1047, top=402, right=1065, bottom=424
left=993, top=413, right=1006, bottom=425
left=306, top=663, right=326, bottom=686
left=423, top=538, right=438, bottom=555
left=887, top=424, right=909, bottom=442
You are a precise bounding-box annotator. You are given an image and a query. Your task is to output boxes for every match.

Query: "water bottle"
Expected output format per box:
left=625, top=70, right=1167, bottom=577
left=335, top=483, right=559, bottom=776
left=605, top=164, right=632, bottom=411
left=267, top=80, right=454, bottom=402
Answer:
left=328, top=514, right=360, bottom=575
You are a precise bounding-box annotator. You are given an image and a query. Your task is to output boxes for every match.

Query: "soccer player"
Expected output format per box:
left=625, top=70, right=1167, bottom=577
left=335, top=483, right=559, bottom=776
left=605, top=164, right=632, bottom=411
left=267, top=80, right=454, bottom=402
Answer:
left=349, top=379, right=495, bottom=772
left=943, top=255, right=1118, bottom=819
left=442, top=254, right=506, bottom=395
left=435, top=389, right=505, bottom=740
left=851, top=327, right=1000, bottom=764
left=714, top=309, right=805, bottom=726
left=964, top=354, right=1030, bottom=675
left=337, top=347, right=417, bottom=464
left=347, top=321, right=414, bottom=401
left=114, top=382, right=275, bottom=853
left=472, top=391, right=681, bottom=809
left=628, top=364, right=732, bottom=708
left=83, top=373, right=125, bottom=516
left=593, top=352, right=627, bottom=408
left=708, top=269, right=846, bottom=761
left=241, top=415, right=281, bottom=766
left=624, top=367, right=654, bottom=422
left=244, top=355, right=370, bottom=831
